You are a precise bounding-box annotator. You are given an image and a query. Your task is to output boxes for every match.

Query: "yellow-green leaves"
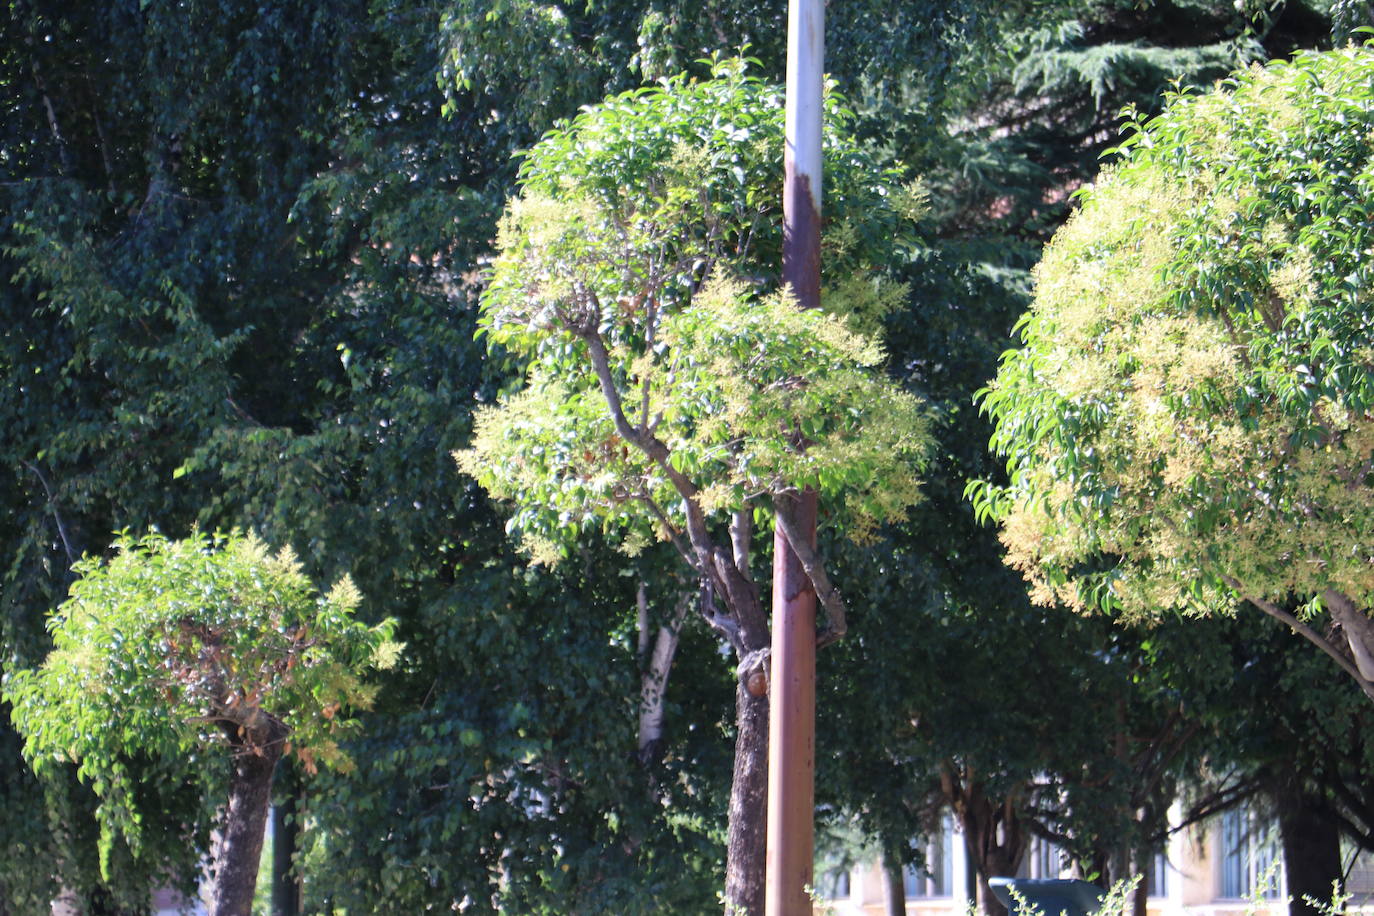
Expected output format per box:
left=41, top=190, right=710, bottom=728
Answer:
left=458, top=60, right=931, bottom=563
left=3, top=530, right=400, bottom=877
left=461, top=275, right=929, bottom=560
left=975, top=46, right=1374, bottom=622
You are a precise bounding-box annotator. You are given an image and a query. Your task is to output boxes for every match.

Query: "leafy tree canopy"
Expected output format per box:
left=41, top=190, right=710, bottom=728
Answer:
left=972, top=45, right=1374, bottom=689
left=4, top=531, right=399, bottom=876
left=459, top=58, right=931, bottom=566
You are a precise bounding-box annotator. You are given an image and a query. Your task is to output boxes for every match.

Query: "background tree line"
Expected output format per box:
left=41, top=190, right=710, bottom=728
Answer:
left=0, top=1, right=1369, bottom=914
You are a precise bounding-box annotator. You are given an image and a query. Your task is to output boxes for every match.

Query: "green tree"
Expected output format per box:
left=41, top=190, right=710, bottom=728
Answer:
left=808, top=9, right=1335, bottom=909
left=0, top=3, right=761, bottom=907
left=4, top=531, right=398, bottom=916
left=457, top=59, right=931, bottom=913
left=972, top=46, right=1374, bottom=698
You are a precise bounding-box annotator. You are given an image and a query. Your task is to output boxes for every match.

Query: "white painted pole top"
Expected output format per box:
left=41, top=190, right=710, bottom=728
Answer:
left=785, top=0, right=823, bottom=213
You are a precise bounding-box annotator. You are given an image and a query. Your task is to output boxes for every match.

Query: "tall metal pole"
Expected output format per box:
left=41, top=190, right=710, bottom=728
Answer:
left=767, top=0, right=822, bottom=913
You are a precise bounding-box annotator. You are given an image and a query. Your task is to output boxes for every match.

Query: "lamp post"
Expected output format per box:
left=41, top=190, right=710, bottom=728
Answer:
left=767, top=0, right=823, bottom=913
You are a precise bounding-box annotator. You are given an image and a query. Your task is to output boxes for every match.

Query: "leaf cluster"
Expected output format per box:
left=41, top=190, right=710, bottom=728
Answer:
left=3, top=530, right=398, bottom=875
left=460, top=59, right=931, bottom=562
left=975, top=45, right=1374, bottom=619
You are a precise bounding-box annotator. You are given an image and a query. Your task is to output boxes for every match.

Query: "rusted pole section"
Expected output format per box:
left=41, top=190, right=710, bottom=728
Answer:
left=767, top=0, right=822, bottom=913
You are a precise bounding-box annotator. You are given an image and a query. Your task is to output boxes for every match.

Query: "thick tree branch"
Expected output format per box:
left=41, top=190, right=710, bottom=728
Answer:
left=1223, top=576, right=1374, bottom=702
left=582, top=325, right=743, bottom=614
left=636, top=580, right=651, bottom=662
left=1142, top=721, right=1199, bottom=802
left=638, top=289, right=659, bottom=434
left=583, top=327, right=703, bottom=504
left=1325, top=775, right=1374, bottom=846
left=711, top=546, right=768, bottom=650
left=730, top=506, right=752, bottom=582
left=1324, top=588, right=1374, bottom=684
left=85, top=75, right=115, bottom=191
left=638, top=590, right=690, bottom=767
left=773, top=494, right=848, bottom=647
left=1350, top=456, right=1372, bottom=489
left=581, top=304, right=769, bottom=661
left=697, top=579, right=744, bottom=655
left=28, top=53, right=72, bottom=175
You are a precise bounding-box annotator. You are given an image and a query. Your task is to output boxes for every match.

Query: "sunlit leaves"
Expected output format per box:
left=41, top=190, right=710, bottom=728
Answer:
left=4, top=531, right=399, bottom=876
left=975, top=46, right=1374, bottom=621
left=459, top=60, right=931, bottom=563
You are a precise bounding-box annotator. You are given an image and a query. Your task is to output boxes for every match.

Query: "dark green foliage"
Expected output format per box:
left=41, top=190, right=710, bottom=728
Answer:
left=0, top=0, right=730, bottom=908
left=299, top=559, right=730, bottom=913
left=0, top=0, right=1354, bottom=912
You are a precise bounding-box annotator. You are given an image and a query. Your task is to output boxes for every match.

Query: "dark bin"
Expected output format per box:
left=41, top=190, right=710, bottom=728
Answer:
left=989, top=877, right=1105, bottom=916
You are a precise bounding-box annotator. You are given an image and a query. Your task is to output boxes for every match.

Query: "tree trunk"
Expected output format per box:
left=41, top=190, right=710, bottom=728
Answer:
left=944, top=770, right=1026, bottom=916
left=270, top=763, right=301, bottom=916
left=1278, top=788, right=1342, bottom=916
left=638, top=591, right=689, bottom=768
left=883, top=849, right=907, bottom=916
left=725, top=682, right=770, bottom=915
left=976, top=867, right=1011, bottom=916
left=1131, top=854, right=1149, bottom=916
left=84, top=886, right=139, bottom=916
left=212, top=740, right=284, bottom=916
left=965, top=820, right=1022, bottom=916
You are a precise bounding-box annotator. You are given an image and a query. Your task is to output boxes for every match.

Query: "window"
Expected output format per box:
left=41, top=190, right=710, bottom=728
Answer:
left=1146, top=850, right=1168, bottom=899
left=1219, top=809, right=1281, bottom=900
left=1342, top=841, right=1374, bottom=907
left=1018, top=836, right=1064, bottom=880
left=905, top=816, right=956, bottom=899
left=817, top=867, right=851, bottom=900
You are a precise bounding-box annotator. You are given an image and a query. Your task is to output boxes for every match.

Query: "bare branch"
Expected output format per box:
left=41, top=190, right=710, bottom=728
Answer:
left=634, top=491, right=697, bottom=571
left=1164, top=775, right=1262, bottom=840
left=773, top=494, right=848, bottom=647
left=22, top=460, right=76, bottom=567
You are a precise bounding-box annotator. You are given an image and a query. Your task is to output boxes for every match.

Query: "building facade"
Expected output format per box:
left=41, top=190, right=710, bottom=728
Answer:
left=820, top=808, right=1374, bottom=916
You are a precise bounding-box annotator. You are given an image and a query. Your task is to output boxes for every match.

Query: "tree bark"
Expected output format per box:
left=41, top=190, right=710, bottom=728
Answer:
left=883, top=848, right=908, bottom=916
left=638, top=591, right=690, bottom=767
left=212, top=729, right=285, bottom=916
left=583, top=323, right=800, bottom=914
left=83, top=886, right=139, bottom=916
left=1325, top=590, right=1374, bottom=685
left=976, top=867, right=1012, bottom=916
left=944, top=768, right=1026, bottom=916
left=1131, top=853, right=1150, bottom=916
left=1227, top=579, right=1374, bottom=702
left=725, top=682, right=770, bottom=915
left=1277, top=787, right=1343, bottom=916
